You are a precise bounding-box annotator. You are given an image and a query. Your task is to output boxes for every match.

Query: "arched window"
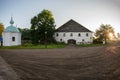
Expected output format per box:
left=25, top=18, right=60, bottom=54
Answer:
left=12, top=37, right=15, bottom=41
left=78, top=33, right=81, bottom=37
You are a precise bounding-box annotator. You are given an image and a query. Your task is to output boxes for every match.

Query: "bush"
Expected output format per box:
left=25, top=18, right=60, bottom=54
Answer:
left=93, top=39, right=102, bottom=44
left=56, top=42, right=66, bottom=45
left=22, top=43, right=33, bottom=47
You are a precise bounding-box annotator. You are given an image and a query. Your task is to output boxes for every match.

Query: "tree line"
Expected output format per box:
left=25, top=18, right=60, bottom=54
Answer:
left=0, top=9, right=119, bottom=44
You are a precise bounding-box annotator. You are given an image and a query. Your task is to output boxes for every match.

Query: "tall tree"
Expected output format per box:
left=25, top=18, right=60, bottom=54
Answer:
left=18, top=28, right=31, bottom=43
left=95, top=24, right=114, bottom=43
left=31, top=9, right=55, bottom=44
left=0, top=23, right=4, bottom=37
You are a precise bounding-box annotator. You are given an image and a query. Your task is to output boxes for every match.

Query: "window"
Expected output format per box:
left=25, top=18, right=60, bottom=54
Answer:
left=56, top=33, right=59, bottom=37
left=78, top=33, right=81, bottom=37
left=12, top=37, right=15, bottom=41
left=70, top=33, right=73, bottom=37
left=60, top=39, right=62, bottom=42
left=86, top=33, right=89, bottom=37
left=63, top=33, right=65, bottom=37
left=82, top=39, right=85, bottom=42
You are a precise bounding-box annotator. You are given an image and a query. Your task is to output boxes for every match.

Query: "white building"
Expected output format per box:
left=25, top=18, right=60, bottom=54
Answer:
left=2, top=17, right=21, bottom=46
left=54, top=19, right=93, bottom=44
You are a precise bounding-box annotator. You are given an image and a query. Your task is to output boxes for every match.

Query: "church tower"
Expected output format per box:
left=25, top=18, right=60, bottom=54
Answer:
left=2, top=17, right=21, bottom=46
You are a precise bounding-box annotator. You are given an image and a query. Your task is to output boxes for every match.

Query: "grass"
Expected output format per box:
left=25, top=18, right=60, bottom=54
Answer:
left=77, top=43, right=103, bottom=47
left=0, top=43, right=104, bottom=49
left=0, top=43, right=66, bottom=49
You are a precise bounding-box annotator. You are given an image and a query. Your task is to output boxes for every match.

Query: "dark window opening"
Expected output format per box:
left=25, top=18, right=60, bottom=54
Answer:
left=78, top=33, right=81, bottom=37
left=56, top=33, right=59, bottom=37
left=82, top=39, right=85, bottom=42
left=86, top=33, right=89, bottom=37
left=60, top=39, right=62, bottom=42
left=12, top=37, right=15, bottom=41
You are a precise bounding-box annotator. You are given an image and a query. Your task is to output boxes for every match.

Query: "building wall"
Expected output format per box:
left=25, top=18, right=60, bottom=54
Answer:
left=2, top=32, right=21, bottom=46
left=54, top=32, right=93, bottom=44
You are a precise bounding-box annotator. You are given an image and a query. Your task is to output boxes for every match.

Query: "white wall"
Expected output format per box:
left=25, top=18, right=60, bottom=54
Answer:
left=54, top=32, right=93, bottom=44
left=2, top=32, right=21, bottom=46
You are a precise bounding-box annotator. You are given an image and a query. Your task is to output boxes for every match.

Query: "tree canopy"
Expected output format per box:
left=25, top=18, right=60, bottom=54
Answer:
left=95, top=24, right=114, bottom=43
left=18, top=28, right=31, bottom=43
left=30, top=9, right=55, bottom=44
left=0, top=23, right=4, bottom=37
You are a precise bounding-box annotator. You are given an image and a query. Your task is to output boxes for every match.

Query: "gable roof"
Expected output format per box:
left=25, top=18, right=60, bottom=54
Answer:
left=56, top=19, right=92, bottom=32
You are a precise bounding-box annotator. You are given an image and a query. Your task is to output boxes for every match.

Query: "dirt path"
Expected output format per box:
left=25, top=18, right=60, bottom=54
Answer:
left=0, top=42, right=120, bottom=80
left=0, top=56, right=20, bottom=80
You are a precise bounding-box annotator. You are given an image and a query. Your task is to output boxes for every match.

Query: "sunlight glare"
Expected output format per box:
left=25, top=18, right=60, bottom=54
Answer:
left=109, top=33, right=113, bottom=40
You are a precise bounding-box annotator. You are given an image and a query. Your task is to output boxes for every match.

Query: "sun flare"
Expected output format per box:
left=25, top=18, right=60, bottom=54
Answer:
left=109, top=33, right=113, bottom=40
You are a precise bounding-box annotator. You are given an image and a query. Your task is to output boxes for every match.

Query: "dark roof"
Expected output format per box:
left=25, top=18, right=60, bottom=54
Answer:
left=56, top=19, right=92, bottom=32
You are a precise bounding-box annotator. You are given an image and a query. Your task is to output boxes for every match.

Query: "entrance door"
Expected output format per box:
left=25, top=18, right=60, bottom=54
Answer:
left=68, top=39, right=76, bottom=44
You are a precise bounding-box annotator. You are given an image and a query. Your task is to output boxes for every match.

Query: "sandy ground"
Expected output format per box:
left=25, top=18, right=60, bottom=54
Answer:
left=0, top=42, right=120, bottom=80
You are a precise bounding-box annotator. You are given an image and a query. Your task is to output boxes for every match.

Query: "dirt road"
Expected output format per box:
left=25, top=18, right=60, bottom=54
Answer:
left=0, top=42, right=120, bottom=80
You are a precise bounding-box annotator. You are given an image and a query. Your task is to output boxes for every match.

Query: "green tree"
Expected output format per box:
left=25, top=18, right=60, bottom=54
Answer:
left=0, top=23, right=4, bottom=37
left=18, top=28, right=31, bottom=43
left=31, top=9, right=55, bottom=44
left=95, top=24, right=114, bottom=43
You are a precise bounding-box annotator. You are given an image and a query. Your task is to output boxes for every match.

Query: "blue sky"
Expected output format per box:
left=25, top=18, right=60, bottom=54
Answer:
left=0, top=0, right=120, bottom=34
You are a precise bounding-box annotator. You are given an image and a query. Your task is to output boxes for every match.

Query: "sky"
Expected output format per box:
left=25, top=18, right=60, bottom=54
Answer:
left=0, top=0, right=120, bottom=35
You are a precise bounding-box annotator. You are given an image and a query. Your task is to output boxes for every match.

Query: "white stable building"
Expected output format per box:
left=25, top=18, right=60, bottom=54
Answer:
left=2, top=17, right=21, bottom=46
left=54, top=19, right=93, bottom=44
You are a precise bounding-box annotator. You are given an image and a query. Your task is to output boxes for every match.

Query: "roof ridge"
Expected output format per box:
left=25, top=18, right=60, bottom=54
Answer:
left=56, top=19, right=92, bottom=32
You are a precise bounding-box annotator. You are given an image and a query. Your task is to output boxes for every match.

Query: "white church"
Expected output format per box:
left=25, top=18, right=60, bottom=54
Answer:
left=54, top=19, right=93, bottom=44
left=2, top=17, right=21, bottom=46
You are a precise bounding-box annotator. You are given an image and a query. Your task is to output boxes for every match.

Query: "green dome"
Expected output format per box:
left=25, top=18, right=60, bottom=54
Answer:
left=4, top=17, right=20, bottom=32
left=4, top=26, right=20, bottom=32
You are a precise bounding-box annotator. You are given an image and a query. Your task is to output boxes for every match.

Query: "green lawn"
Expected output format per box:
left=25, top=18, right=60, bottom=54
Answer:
left=0, top=43, right=104, bottom=49
left=0, top=43, right=66, bottom=49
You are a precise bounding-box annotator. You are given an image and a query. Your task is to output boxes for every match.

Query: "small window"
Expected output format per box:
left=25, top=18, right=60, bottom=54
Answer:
left=56, top=33, right=59, bottom=37
left=70, top=33, right=73, bottom=37
left=12, top=37, right=15, bottom=41
left=82, top=39, right=85, bottom=42
left=63, top=33, right=65, bottom=37
left=60, top=39, right=62, bottom=42
left=78, top=33, right=81, bottom=37
left=86, top=33, right=89, bottom=37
